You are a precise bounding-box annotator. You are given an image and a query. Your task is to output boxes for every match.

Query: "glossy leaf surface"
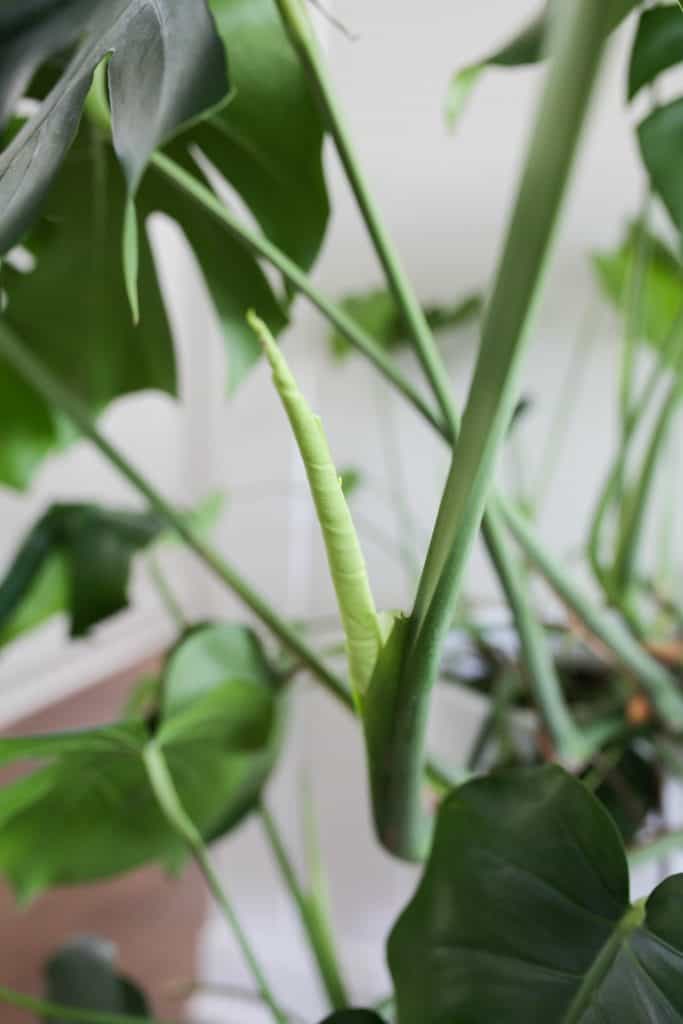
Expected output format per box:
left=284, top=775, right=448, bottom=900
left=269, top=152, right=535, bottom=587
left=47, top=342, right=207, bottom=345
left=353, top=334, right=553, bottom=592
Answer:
left=389, top=766, right=683, bottom=1023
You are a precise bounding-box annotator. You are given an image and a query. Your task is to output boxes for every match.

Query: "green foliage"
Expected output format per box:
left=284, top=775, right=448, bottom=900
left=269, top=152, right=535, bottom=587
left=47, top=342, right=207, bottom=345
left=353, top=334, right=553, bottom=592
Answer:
left=44, top=938, right=149, bottom=1022
left=328, top=288, right=481, bottom=360
left=593, top=221, right=683, bottom=359
left=0, top=0, right=330, bottom=486
left=444, top=0, right=639, bottom=129
left=628, top=5, right=683, bottom=100
left=639, top=98, right=683, bottom=238
left=319, top=1014, right=386, bottom=1023
left=389, top=766, right=683, bottom=1023
left=0, top=623, right=281, bottom=900
left=0, top=502, right=164, bottom=642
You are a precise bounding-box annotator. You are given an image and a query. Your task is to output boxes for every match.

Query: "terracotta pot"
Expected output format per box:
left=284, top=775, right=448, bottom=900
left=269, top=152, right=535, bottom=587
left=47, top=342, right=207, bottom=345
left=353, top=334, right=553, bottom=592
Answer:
left=0, top=656, right=208, bottom=1022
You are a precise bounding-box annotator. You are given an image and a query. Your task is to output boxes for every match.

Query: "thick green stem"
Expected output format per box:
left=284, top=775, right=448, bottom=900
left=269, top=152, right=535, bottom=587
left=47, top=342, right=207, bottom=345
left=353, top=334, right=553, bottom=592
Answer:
left=0, top=319, right=350, bottom=711
left=260, top=803, right=350, bottom=1011
left=143, top=743, right=288, bottom=1024
left=0, top=986, right=167, bottom=1024
left=374, top=1, right=615, bottom=859
left=272, top=0, right=460, bottom=436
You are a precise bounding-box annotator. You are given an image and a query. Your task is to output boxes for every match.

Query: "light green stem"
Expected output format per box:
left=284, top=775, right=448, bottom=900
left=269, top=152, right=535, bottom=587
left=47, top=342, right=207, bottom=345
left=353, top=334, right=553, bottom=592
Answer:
left=272, top=0, right=460, bottom=437
left=373, top=0, right=615, bottom=858
left=260, top=803, right=350, bottom=1011
left=143, top=743, right=288, bottom=1024
left=0, top=319, right=350, bottom=711
left=562, top=901, right=646, bottom=1024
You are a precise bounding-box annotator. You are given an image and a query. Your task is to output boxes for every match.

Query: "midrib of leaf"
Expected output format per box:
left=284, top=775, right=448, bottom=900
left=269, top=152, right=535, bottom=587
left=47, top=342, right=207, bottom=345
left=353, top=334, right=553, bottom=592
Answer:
left=561, top=900, right=646, bottom=1022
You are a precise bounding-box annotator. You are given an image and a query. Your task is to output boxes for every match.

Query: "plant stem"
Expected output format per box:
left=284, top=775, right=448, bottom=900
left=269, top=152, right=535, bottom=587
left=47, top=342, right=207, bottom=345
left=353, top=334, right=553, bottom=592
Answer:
left=143, top=743, right=288, bottom=1024
left=0, top=319, right=350, bottom=712
left=500, top=497, right=683, bottom=728
left=0, top=987, right=168, bottom=1024
left=373, top=0, right=615, bottom=858
left=628, top=827, right=683, bottom=869
left=151, top=153, right=446, bottom=439
left=147, top=553, right=187, bottom=630
left=272, top=0, right=460, bottom=437
left=260, top=802, right=350, bottom=1011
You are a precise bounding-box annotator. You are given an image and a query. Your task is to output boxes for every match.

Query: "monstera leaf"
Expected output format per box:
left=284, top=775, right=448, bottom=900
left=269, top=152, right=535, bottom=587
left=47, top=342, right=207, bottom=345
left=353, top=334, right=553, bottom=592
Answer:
left=445, top=0, right=638, bottom=129
left=0, top=0, right=329, bottom=488
left=44, top=937, right=150, bottom=1022
left=0, top=623, right=281, bottom=900
left=0, top=502, right=164, bottom=642
left=389, top=765, right=683, bottom=1023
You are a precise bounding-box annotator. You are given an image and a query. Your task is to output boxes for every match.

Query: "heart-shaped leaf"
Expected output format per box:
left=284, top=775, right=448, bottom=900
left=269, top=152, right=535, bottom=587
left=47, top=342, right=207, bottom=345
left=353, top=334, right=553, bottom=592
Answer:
left=44, top=937, right=150, bottom=1022
left=0, top=623, right=281, bottom=900
left=0, top=502, right=164, bottom=641
left=388, top=765, right=683, bottom=1023
left=628, top=5, right=683, bottom=101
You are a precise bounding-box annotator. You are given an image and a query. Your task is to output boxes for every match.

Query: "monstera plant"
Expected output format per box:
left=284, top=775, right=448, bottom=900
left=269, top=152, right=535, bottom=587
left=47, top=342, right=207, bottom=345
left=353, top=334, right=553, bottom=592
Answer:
left=2, top=0, right=683, bottom=1021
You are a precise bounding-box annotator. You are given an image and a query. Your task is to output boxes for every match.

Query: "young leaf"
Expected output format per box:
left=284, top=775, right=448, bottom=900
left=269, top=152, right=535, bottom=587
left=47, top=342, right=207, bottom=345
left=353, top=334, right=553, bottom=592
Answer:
left=250, top=312, right=383, bottom=705
left=0, top=623, right=281, bottom=899
left=388, top=765, right=683, bottom=1023
left=328, top=288, right=482, bottom=360
left=44, top=937, right=150, bottom=1022
left=628, top=5, right=683, bottom=101
left=593, top=221, right=683, bottom=359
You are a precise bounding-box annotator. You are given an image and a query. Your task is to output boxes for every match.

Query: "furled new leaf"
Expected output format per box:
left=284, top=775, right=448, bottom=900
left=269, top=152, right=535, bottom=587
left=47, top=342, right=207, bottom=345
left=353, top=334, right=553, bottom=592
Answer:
left=445, top=0, right=638, bottom=129
left=0, top=502, right=164, bottom=642
left=389, top=765, right=683, bottom=1023
left=44, top=937, right=150, bottom=1022
left=0, top=623, right=281, bottom=899
left=592, top=221, right=683, bottom=361
left=628, top=5, right=683, bottom=101
left=328, top=288, right=482, bottom=360
left=251, top=312, right=384, bottom=706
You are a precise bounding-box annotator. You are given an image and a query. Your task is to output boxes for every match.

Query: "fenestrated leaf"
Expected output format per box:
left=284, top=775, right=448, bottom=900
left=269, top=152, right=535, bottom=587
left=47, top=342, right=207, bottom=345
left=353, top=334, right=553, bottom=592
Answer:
left=0, top=502, right=164, bottom=642
left=628, top=5, right=683, bottom=101
left=388, top=765, right=683, bottom=1024
left=445, top=0, right=639, bottom=129
left=328, top=288, right=482, bottom=360
left=592, top=221, right=683, bottom=360
left=0, top=623, right=281, bottom=899
left=44, top=937, right=149, bottom=1022
left=0, top=124, right=178, bottom=490
left=0, top=0, right=228, bottom=258
left=639, top=98, right=683, bottom=238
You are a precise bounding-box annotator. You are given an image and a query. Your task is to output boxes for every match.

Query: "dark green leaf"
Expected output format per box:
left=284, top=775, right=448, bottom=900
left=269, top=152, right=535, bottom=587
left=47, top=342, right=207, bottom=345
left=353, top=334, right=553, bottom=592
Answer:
left=339, top=467, right=363, bottom=499
left=592, top=221, right=683, bottom=358
left=0, top=0, right=228, bottom=256
left=0, top=126, right=178, bottom=490
left=628, top=5, right=683, bottom=101
left=44, top=937, right=149, bottom=1021
left=388, top=765, right=683, bottom=1023
left=0, top=502, right=164, bottom=642
left=639, top=98, right=683, bottom=237
left=446, top=0, right=639, bottom=129
left=0, top=623, right=281, bottom=899
left=318, top=1014, right=386, bottom=1023
left=329, top=288, right=482, bottom=360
